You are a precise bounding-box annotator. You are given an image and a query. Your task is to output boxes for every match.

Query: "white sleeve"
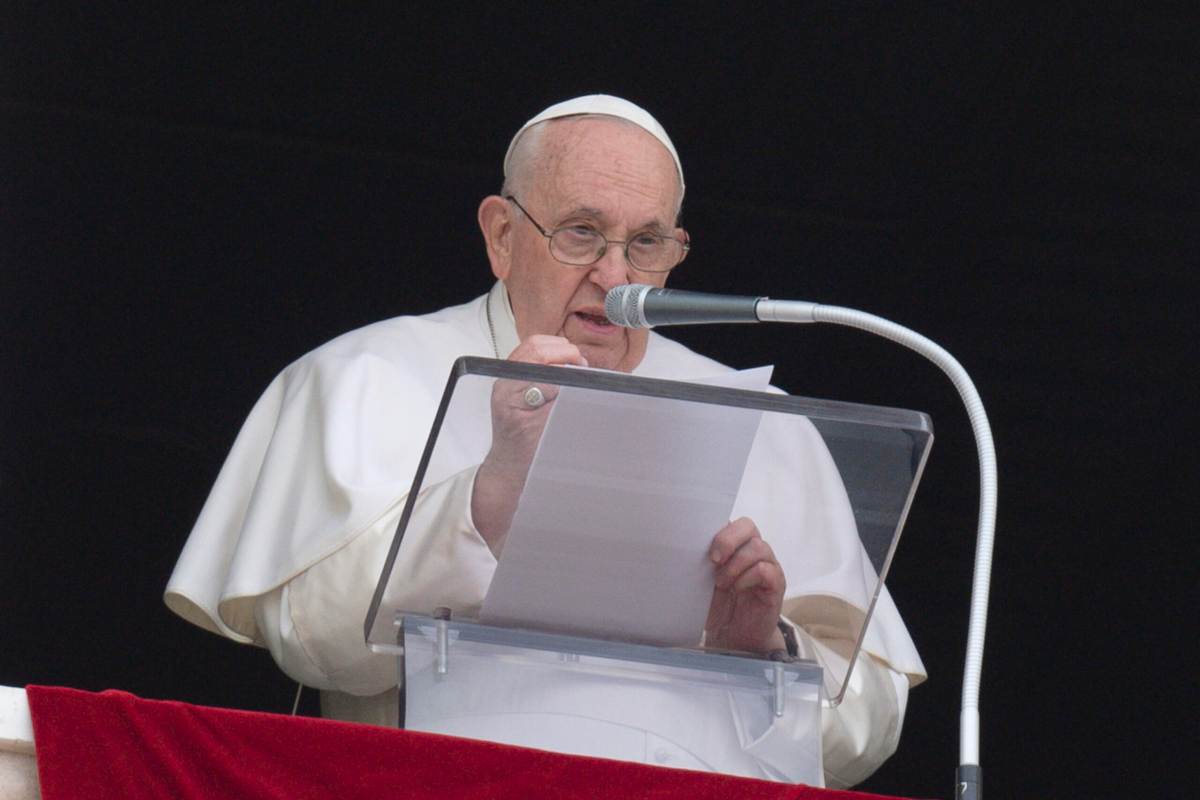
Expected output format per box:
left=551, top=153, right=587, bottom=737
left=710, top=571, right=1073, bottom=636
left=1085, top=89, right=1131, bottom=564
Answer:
left=810, top=634, right=908, bottom=789
left=738, top=621, right=909, bottom=788
left=252, top=465, right=497, bottom=695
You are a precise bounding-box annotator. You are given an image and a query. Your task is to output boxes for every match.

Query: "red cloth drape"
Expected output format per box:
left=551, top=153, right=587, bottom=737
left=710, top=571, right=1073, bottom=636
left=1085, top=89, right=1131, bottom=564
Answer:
left=26, top=685, right=914, bottom=799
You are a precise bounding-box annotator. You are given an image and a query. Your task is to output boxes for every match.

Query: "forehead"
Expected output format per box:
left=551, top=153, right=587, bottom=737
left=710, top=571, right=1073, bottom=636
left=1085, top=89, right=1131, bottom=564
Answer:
left=531, top=117, right=681, bottom=225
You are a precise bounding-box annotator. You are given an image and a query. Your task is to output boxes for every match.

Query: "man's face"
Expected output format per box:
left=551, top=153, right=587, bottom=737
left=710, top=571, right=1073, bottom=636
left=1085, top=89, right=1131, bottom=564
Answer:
left=492, top=117, right=684, bottom=372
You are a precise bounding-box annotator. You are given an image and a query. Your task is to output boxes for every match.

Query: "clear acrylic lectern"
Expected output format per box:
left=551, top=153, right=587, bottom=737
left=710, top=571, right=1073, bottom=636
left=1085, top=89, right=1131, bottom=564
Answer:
left=364, top=357, right=931, bottom=783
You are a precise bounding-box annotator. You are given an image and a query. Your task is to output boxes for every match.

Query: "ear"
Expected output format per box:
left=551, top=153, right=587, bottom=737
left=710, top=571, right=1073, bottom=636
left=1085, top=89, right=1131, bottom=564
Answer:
left=674, top=226, right=690, bottom=266
left=478, top=195, right=513, bottom=281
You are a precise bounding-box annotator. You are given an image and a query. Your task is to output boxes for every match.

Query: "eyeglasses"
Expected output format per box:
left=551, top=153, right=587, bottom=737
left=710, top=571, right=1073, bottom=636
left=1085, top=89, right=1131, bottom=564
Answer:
left=506, top=195, right=688, bottom=274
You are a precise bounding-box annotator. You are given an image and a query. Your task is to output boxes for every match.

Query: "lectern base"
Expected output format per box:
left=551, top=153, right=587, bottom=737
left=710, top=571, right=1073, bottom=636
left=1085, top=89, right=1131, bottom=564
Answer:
left=393, top=615, right=825, bottom=784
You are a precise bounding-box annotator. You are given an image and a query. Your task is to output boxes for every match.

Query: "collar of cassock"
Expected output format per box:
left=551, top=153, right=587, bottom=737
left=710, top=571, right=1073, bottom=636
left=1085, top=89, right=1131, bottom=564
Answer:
left=487, top=281, right=521, bottom=360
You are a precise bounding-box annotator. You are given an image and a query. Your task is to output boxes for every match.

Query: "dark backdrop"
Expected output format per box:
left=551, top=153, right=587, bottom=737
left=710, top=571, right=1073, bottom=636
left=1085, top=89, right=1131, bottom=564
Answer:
left=2, top=7, right=1192, bottom=799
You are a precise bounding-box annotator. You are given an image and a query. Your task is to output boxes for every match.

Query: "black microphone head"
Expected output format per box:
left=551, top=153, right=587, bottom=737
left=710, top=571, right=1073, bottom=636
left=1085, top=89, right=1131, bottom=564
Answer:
left=605, top=284, right=653, bottom=328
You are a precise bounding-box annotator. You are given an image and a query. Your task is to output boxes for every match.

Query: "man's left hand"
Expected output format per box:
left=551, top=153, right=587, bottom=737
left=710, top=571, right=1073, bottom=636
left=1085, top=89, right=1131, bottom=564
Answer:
left=704, top=517, right=787, bottom=655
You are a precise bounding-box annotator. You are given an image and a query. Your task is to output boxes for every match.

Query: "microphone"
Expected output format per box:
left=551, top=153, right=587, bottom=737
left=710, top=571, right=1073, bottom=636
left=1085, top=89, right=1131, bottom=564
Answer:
left=604, top=284, right=818, bottom=328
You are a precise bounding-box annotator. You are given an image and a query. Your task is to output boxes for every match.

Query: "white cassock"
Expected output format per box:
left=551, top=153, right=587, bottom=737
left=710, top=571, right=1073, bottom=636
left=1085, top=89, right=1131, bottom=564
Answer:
left=165, top=282, right=926, bottom=788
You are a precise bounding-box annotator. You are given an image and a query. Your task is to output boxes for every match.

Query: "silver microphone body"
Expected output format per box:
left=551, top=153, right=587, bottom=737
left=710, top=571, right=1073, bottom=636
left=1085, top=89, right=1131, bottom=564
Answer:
left=605, top=284, right=818, bottom=328
left=605, top=285, right=760, bottom=328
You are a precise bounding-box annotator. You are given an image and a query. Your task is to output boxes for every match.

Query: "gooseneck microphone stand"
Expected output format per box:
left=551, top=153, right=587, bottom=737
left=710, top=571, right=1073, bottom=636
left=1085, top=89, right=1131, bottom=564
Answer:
left=608, top=286, right=995, bottom=800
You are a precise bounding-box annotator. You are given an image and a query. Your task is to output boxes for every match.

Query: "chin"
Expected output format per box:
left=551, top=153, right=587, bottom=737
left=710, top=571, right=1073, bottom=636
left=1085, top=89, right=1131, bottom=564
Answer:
left=578, top=344, right=625, bottom=372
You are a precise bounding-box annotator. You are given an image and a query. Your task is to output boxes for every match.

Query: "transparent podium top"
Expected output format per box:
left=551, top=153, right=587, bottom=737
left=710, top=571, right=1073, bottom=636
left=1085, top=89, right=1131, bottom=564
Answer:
left=365, top=357, right=932, bottom=702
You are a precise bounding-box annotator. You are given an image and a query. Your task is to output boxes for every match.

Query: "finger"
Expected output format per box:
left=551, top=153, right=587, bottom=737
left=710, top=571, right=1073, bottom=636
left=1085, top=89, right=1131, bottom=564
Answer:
left=509, top=335, right=588, bottom=367
left=493, top=335, right=585, bottom=410
left=714, top=536, right=777, bottom=588
left=731, top=559, right=786, bottom=596
left=506, top=381, right=560, bottom=408
left=709, top=517, right=760, bottom=565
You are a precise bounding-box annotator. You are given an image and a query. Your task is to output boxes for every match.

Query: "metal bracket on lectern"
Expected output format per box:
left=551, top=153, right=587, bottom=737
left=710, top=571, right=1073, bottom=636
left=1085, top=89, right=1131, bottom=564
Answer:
left=433, top=606, right=452, bottom=677
left=773, top=661, right=786, bottom=717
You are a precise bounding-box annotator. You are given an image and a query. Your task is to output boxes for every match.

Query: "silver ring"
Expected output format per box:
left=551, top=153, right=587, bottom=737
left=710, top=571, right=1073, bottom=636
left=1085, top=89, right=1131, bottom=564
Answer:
left=522, top=386, right=546, bottom=408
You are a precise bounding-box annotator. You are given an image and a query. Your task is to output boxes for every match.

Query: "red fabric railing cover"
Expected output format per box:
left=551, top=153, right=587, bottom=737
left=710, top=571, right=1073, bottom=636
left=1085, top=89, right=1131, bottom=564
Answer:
left=26, top=685, right=915, bottom=799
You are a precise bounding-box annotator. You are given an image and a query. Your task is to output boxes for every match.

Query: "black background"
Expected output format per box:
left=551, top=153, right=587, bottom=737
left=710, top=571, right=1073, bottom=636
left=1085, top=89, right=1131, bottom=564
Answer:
left=2, top=7, right=1193, bottom=798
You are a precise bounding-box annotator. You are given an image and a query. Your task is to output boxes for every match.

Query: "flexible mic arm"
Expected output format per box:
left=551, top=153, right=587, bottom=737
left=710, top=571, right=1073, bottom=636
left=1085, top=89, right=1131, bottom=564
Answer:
left=609, top=287, right=994, bottom=800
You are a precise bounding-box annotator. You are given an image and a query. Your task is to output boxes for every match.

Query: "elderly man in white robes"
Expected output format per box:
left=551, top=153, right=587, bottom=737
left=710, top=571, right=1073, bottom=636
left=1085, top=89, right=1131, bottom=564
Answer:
left=165, top=94, right=925, bottom=788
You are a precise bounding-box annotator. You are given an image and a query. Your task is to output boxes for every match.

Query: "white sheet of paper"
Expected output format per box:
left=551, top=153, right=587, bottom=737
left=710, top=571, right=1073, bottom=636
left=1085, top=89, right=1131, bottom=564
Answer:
left=481, top=366, right=773, bottom=646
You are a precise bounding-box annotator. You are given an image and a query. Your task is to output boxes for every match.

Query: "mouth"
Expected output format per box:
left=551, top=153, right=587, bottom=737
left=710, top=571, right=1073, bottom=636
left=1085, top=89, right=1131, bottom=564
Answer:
left=574, top=310, right=614, bottom=328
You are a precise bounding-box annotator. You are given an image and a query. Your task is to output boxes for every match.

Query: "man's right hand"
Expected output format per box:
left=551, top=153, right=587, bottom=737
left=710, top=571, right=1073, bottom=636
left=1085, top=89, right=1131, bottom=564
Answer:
left=471, top=335, right=588, bottom=554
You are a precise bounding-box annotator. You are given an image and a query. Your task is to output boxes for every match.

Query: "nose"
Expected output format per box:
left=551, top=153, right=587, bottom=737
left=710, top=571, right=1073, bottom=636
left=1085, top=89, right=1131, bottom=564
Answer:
left=588, top=243, right=632, bottom=292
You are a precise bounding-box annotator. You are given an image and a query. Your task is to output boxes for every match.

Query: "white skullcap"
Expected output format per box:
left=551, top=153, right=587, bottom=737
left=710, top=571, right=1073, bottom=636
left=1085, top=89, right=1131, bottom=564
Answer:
left=503, top=94, right=685, bottom=198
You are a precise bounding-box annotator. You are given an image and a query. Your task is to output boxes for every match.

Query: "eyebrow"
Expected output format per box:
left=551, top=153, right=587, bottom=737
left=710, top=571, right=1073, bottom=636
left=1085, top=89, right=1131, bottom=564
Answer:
left=556, top=206, right=671, bottom=234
